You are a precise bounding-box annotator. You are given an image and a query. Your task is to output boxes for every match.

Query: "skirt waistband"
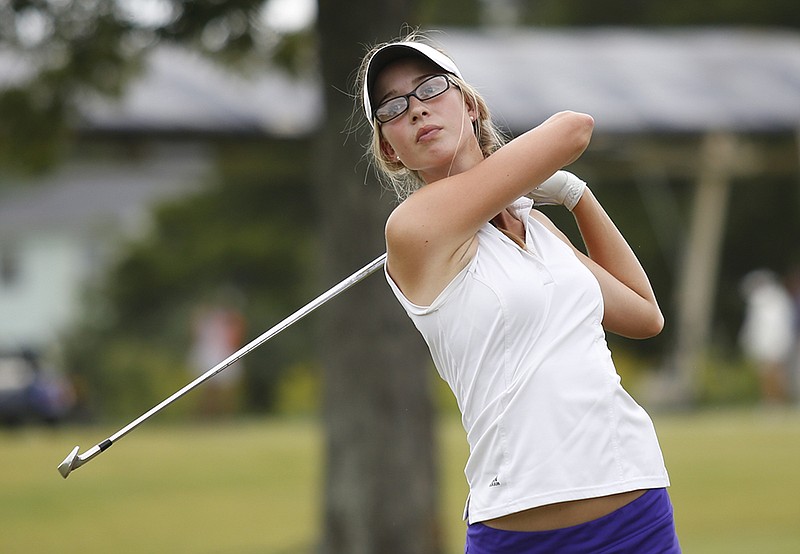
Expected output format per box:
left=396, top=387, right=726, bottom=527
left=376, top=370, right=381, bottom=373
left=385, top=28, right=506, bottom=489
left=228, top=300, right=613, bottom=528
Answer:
left=465, top=488, right=681, bottom=554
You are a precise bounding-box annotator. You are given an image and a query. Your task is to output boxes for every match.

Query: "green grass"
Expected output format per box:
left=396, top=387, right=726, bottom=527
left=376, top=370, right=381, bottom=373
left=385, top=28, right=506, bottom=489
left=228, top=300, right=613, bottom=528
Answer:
left=657, top=408, right=800, bottom=554
left=1, top=408, right=799, bottom=553
left=0, top=420, right=322, bottom=553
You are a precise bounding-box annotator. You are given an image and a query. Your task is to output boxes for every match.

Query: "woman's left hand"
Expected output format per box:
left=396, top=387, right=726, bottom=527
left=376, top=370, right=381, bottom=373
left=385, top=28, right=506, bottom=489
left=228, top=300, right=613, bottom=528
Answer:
left=528, top=170, right=587, bottom=211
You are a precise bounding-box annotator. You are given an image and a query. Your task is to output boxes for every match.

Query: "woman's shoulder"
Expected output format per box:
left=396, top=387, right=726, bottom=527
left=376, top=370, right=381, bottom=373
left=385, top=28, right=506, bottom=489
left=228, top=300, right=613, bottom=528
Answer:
left=385, top=192, right=480, bottom=306
left=384, top=196, right=420, bottom=252
left=385, top=184, right=464, bottom=251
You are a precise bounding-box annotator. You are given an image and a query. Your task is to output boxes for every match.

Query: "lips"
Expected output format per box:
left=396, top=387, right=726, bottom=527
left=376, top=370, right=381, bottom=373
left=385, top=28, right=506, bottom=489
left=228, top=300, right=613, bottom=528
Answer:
left=416, top=125, right=441, bottom=142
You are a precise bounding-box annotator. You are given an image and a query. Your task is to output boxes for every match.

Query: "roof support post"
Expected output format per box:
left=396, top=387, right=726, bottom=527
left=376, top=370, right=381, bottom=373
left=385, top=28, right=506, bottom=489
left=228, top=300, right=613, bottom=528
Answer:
left=670, top=131, right=738, bottom=404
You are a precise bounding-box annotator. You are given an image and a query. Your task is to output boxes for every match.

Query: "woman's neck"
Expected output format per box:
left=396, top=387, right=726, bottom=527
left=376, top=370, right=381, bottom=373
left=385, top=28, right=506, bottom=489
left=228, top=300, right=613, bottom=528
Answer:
left=491, top=208, right=526, bottom=248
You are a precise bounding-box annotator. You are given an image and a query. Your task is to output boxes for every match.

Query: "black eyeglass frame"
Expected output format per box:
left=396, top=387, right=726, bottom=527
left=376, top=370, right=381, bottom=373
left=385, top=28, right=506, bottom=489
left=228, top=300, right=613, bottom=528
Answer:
left=373, top=74, right=457, bottom=124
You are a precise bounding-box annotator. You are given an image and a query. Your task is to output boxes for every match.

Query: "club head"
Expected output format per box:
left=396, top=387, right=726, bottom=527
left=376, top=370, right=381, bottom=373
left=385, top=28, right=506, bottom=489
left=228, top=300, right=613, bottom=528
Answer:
left=58, top=446, right=80, bottom=479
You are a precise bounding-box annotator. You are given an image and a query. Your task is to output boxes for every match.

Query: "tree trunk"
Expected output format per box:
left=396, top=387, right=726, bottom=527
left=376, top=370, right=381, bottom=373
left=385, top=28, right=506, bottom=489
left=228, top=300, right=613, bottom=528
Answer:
left=315, top=3, right=442, bottom=553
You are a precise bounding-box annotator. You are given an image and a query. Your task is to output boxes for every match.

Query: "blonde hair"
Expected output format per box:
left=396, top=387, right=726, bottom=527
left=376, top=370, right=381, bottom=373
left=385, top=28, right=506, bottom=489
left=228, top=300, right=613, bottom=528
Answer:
left=355, top=32, right=508, bottom=202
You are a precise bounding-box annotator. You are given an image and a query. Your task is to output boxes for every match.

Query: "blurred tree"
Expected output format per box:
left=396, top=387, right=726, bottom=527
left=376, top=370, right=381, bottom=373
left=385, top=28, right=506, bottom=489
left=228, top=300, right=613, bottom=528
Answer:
left=0, top=0, right=311, bottom=173
left=315, top=4, right=440, bottom=553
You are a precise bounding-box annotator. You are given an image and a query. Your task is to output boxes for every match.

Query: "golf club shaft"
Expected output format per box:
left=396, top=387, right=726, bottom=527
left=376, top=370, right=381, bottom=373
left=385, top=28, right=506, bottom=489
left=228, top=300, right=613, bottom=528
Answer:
left=74, top=253, right=386, bottom=467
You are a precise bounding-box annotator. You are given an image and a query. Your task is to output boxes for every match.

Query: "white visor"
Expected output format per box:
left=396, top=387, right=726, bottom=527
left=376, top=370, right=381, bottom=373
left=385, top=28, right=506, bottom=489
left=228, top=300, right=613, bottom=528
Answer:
left=363, top=41, right=463, bottom=127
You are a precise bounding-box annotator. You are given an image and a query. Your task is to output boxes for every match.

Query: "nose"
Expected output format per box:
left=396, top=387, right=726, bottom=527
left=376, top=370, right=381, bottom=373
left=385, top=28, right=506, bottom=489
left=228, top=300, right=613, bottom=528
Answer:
left=407, top=95, right=429, bottom=120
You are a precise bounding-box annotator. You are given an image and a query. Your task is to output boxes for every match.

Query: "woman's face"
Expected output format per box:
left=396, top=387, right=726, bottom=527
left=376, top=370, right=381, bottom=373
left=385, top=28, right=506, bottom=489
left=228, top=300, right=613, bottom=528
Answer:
left=373, top=57, right=479, bottom=183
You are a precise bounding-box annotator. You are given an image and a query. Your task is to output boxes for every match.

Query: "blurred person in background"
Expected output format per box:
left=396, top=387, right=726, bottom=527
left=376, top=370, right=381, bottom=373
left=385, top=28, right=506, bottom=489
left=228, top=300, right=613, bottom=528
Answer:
left=738, top=269, right=795, bottom=404
left=356, top=32, right=679, bottom=554
left=189, top=298, right=246, bottom=417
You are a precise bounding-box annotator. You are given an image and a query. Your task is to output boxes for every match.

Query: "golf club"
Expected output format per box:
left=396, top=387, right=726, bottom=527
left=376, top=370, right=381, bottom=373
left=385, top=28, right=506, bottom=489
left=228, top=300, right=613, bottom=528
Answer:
left=57, top=252, right=387, bottom=479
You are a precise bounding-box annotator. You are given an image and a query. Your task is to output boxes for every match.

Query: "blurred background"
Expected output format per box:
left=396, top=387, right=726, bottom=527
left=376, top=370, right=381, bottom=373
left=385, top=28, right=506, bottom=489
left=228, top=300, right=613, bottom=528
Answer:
left=1, top=1, right=799, bottom=553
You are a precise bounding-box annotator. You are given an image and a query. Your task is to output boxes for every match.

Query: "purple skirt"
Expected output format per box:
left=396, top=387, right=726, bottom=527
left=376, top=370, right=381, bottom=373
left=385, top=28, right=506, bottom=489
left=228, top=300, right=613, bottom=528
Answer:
left=465, top=488, right=681, bottom=554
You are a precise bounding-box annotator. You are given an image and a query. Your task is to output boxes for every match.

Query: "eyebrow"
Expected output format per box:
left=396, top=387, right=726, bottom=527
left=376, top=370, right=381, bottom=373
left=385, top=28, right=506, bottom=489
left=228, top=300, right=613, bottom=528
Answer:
left=377, top=73, right=438, bottom=106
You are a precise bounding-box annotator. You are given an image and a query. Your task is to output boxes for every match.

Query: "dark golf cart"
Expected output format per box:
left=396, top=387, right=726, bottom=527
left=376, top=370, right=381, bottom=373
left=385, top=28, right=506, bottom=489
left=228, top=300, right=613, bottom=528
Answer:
left=0, top=349, right=75, bottom=426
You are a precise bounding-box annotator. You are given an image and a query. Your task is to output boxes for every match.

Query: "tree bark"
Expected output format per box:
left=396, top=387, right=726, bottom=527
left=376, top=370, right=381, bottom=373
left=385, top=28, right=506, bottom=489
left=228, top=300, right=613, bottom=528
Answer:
left=315, top=2, right=442, bottom=553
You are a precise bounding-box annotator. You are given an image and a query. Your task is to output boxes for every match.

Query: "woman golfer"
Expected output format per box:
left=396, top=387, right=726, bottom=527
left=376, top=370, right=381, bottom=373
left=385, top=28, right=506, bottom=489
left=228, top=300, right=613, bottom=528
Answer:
left=357, top=33, right=681, bottom=553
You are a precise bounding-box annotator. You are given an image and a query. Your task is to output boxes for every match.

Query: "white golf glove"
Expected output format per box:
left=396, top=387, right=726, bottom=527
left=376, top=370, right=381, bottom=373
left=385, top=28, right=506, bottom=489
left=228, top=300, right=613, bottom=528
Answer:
left=528, top=170, right=586, bottom=211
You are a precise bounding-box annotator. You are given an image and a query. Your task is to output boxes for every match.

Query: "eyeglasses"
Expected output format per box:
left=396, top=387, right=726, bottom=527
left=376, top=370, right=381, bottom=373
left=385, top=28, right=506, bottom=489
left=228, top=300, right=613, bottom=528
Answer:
left=373, top=74, right=455, bottom=124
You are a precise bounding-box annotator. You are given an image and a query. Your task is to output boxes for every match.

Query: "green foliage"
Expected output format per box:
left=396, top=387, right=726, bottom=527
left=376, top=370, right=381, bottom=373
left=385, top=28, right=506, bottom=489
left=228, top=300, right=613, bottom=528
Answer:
left=415, top=0, right=482, bottom=27
left=695, top=352, right=761, bottom=406
left=73, top=336, right=194, bottom=420
left=62, top=139, right=317, bottom=419
left=520, top=0, right=800, bottom=27
left=0, top=86, right=70, bottom=173
left=270, top=28, right=318, bottom=75
left=273, top=362, right=321, bottom=416
left=0, top=1, right=146, bottom=173
left=157, top=0, right=265, bottom=53
left=109, top=142, right=313, bottom=325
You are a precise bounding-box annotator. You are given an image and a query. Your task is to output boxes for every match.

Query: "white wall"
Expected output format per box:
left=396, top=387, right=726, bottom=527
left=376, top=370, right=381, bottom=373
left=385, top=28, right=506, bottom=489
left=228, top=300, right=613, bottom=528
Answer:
left=0, top=232, right=88, bottom=349
left=0, top=142, right=212, bottom=352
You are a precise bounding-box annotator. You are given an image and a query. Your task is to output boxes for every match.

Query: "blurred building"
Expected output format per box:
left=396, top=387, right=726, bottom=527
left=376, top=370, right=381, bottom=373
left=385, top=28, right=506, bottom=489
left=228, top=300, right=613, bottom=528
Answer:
left=0, top=150, right=209, bottom=349
left=0, top=45, right=320, bottom=352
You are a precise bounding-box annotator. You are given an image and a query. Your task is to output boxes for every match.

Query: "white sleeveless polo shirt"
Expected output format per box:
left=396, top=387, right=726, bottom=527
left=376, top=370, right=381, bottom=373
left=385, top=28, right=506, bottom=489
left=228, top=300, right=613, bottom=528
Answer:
left=385, top=197, right=669, bottom=524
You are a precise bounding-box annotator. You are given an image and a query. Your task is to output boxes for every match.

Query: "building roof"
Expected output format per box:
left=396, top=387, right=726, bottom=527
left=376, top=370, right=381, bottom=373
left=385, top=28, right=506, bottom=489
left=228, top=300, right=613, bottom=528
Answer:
left=0, top=147, right=210, bottom=238
left=79, top=46, right=322, bottom=137
left=439, top=28, right=800, bottom=133
left=2, top=28, right=800, bottom=134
